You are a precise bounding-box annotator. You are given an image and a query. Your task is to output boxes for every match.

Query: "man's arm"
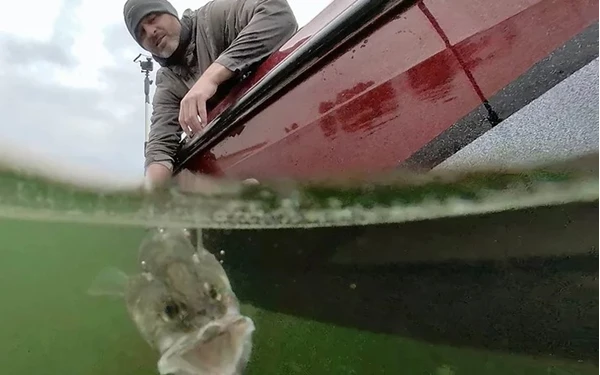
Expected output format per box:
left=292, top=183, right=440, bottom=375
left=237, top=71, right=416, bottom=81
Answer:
left=144, top=69, right=185, bottom=187
left=212, top=0, right=299, bottom=74
left=178, top=62, right=235, bottom=135
left=178, top=0, right=298, bottom=134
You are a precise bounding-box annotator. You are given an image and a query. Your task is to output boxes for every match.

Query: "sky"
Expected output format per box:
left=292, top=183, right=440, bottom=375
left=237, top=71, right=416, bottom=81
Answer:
left=0, top=0, right=332, bottom=181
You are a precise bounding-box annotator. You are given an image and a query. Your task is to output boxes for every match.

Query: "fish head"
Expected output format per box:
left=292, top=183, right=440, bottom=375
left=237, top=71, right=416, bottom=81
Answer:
left=92, top=227, right=254, bottom=374
left=124, top=272, right=195, bottom=351
left=157, top=314, right=255, bottom=375
left=137, top=227, right=240, bottom=327
left=157, top=260, right=236, bottom=329
left=124, top=270, right=234, bottom=347
left=124, top=269, right=254, bottom=375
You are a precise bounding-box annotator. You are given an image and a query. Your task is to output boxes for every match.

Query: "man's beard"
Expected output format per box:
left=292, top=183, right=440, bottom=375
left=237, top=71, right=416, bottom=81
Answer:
left=150, top=16, right=193, bottom=68
left=154, top=36, right=179, bottom=59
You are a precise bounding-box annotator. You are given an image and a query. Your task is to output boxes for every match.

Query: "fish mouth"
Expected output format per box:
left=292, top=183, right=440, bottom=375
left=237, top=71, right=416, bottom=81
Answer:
left=157, top=315, right=255, bottom=375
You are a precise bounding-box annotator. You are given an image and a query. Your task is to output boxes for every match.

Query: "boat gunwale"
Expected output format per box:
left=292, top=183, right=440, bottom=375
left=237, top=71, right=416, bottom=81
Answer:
left=173, top=0, right=420, bottom=174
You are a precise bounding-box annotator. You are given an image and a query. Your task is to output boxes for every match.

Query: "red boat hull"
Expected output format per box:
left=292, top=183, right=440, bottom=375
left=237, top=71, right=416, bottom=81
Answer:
left=181, top=0, right=598, bottom=180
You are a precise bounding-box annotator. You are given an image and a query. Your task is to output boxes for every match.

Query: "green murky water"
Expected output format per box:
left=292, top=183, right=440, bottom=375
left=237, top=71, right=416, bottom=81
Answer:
left=1, top=219, right=596, bottom=375
left=0, top=154, right=597, bottom=374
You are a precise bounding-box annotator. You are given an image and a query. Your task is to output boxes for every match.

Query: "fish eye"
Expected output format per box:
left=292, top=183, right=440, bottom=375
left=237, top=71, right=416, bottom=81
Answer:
left=164, top=303, right=180, bottom=319
left=163, top=300, right=189, bottom=321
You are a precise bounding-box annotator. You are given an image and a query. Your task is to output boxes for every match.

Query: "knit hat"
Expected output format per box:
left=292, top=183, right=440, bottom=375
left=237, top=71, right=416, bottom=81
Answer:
left=123, top=0, right=179, bottom=44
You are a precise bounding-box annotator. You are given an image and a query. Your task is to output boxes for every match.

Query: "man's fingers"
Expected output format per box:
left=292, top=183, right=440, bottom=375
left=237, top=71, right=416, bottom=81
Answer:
left=197, top=101, right=208, bottom=128
left=178, top=113, right=192, bottom=137
left=187, top=99, right=203, bottom=133
left=189, top=115, right=203, bottom=134
left=181, top=98, right=202, bottom=134
left=179, top=101, right=195, bottom=137
left=185, top=100, right=200, bottom=134
left=179, top=93, right=210, bottom=137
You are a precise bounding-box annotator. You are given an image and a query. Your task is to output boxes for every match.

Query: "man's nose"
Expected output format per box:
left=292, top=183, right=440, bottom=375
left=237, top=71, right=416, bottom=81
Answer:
left=142, top=23, right=158, bottom=37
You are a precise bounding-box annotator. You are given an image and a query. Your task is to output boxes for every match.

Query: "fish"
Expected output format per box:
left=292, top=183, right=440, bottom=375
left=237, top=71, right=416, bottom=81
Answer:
left=87, top=227, right=255, bottom=375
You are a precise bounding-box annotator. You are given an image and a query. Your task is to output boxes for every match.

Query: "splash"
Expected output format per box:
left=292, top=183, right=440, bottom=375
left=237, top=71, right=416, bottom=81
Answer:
left=0, top=145, right=596, bottom=229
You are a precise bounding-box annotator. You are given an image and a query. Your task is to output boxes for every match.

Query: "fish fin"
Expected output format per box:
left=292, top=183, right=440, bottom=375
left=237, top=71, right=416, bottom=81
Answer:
left=87, top=267, right=129, bottom=297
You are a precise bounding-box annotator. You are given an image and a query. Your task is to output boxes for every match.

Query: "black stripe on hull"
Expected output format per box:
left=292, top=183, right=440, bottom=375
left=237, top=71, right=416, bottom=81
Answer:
left=400, top=21, right=599, bottom=171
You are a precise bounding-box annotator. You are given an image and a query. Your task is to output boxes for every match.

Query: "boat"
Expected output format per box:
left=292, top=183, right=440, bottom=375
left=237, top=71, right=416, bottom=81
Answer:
left=173, top=0, right=599, bottom=365
left=174, top=0, right=598, bottom=179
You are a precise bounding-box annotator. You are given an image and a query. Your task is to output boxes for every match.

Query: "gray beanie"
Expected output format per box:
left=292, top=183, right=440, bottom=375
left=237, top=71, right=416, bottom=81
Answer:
left=123, top=0, right=179, bottom=43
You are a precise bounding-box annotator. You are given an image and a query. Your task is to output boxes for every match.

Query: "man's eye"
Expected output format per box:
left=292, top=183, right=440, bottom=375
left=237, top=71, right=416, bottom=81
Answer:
left=136, top=27, right=145, bottom=40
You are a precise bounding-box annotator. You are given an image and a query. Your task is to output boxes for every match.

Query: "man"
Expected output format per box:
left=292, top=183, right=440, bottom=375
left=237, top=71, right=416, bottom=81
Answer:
left=123, top=0, right=298, bottom=188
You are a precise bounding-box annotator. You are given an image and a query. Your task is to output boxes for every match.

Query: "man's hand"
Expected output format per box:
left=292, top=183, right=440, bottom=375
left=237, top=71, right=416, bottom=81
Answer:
left=144, top=162, right=172, bottom=191
left=178, top=62, right=235, bottom=137
left=178, top=77, right=218, bottom=136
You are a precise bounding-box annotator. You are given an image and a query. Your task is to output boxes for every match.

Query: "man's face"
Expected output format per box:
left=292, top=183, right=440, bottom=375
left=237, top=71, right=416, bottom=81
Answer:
left=137, top=12, right=181, bottom=58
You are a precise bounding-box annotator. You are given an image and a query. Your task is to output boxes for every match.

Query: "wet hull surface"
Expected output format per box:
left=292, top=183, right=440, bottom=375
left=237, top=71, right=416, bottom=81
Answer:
left=184, top=0, right=599, bottom=181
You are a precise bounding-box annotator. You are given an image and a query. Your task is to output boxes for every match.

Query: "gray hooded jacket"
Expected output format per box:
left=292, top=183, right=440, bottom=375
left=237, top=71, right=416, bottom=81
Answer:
left=146, top=0, right=298, bottom=171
